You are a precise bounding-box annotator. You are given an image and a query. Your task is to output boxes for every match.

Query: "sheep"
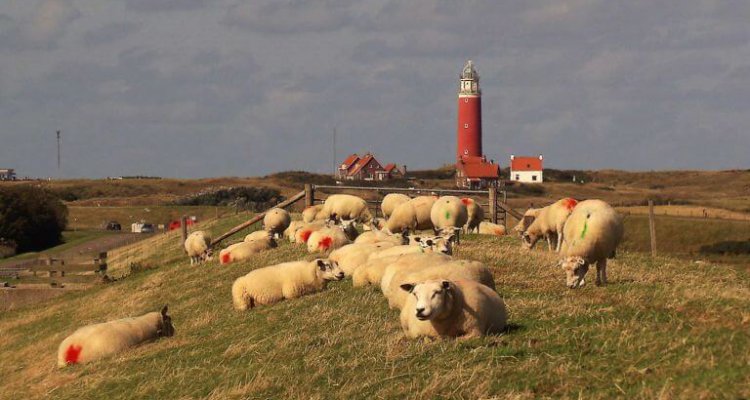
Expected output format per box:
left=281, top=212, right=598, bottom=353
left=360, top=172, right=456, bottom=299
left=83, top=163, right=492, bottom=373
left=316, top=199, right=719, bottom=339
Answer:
left=399, top=280, right=507, bottom=339
left=386, top=260, right=496, bottom=309
left=353, top=228, right=408, bottom=246
left=559, top=199, right=624, bottom=288
left=478, top=221, right=506, bottom=236
left=57, top=306, right=174, bottom=367
left=220, top=238, right=277, bottom=265
left=244, top=230, right=272, bottom=243
left=231, top=259, right=344, bottom=310
left=339, top=219, right=360, bottom=241
left=184, top=231, right=212, bottom=265
left=329, top=242, right=396, bottom=276
left=362, top=217, right=386, bottom=231
left=512, top=207, right=541, bottom=236
left=430, top=196, right=469, bottom=237
left=284, top=220, right=306, bottom=243
left=302, top=204, right=327, bottom=223
left=385, top=196, right=437, bottom=233
left=462, top=198, right=484, bottom=234
left=307, top=226, right=351, bottom=253
left=522, top=198, right=578, bottom=252
left=379, top=252, right=454, bottom=297
left=381, top=193, right=411, bottom=219
left=263, top=208, right=291, bottom=238
left=293, top=221, right=328, bottom=244
left=352, top=255, right=403, bottom=287
left=369, top=235, right=453, bottom=261
left=322, top=194, right=373, bottom=224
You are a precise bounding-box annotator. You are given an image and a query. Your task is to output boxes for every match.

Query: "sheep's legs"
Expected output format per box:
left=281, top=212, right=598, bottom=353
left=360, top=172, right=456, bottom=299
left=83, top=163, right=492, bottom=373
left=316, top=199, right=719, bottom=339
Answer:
left=595, top=259, right=607, bottom=286
left=546, top=236, right=552, bottom=251
left=555, top=230, right=563, bottom=252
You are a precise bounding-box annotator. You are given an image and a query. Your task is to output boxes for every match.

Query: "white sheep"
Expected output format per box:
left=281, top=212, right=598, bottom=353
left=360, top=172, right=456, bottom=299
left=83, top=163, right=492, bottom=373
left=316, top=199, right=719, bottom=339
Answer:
left=430, top=196, right=469, bottom=237
left=220, top=238, right=277, bottom=265
left=379, top=252, right=454, bottom=297
left=57, top=306, right=174, bottom=367
left=293, top=221, right=328, bottom=244
left=231, top=259, right=344, bottom=310
left=559, top=199, right=624, bottom=288
left=353, top=228, right=407, bottom=246
left=381, top=193, right=411, bottom=219
left=386, top=260, right=496, bottom=309
left=284, top=220, right=305, bottom=243
left=478, top=221, right=506, bottom=236
left=302, top=204, right=328, bottom=223
left=244, top=230, right=272, bottom=243
left=362, top=217, right=386, bottom=231
left=329, top=242, right=396, bottom=276
left=385, top=195, right=437, bottom=233
left=322, top=194, right=373, bottom=224
left=307, top=226, right=351, bottom=253
left=462, top=198, right=484, bottom=234
left=263, top=208, right=291, bottom=238
left=399, top=280, right=507, bottom=339
left=512, top=207, right=541, bottom=236
left=369, top=235, right=453, bottom=262
left=351, top=255, right=402, bottom=288
left=522, top=198, right=578, bottom=252
left=184, top=231, right=212, bottom=265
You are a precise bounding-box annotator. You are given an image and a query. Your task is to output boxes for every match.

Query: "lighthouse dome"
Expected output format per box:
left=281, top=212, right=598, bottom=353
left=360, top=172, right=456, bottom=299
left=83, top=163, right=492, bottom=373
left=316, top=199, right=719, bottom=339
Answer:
left=461, top=60, right=479, bottom=81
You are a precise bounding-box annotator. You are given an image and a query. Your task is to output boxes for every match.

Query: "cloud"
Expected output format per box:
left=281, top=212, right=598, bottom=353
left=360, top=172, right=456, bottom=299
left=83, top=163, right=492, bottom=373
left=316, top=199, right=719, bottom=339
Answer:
left=82, top=22, right=140, bottom=46
left=222, top=0, right=353, bottom=33
left=0, top=0, right=80, bottom=51
left=124, top=0, right=209, bottom=13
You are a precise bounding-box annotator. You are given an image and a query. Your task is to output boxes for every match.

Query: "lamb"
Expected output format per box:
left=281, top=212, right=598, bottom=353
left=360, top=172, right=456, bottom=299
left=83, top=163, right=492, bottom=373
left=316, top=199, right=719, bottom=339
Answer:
left=57, top=306, right=174, bottom=367
left=322, top=194, right=373, bottom=224
left=231, top=259, right=344, bottom=310
left=512, top=207, right=541, bottom=236
left=263, top=208, right=291, bottom=238
left=329, top=242, right=396, bottom=276
left=558, top=199, right=624, bottom=288
left=522, top=198, right=578, bottom=252
left=399, top=280, right=507, bottom=339
left=293, top=221, right=328, bottom=244
left=430, top=196, right=469, bottom=237
left=386, top=260, right=496, bottom=310
left=184, top=231, right=212, bottom=265
left=220, top=238, right=277, bottom=265
left=478, top=221, right=506, bottom=236
left=307, top=226, right=351, bottom=253
left=462, top=198, right=484, bottom=234
left=381, top=193, right=411, bottom=219
left=385, top=195, right=438, bottom=233
left=302, top=204, right=327, bottom=223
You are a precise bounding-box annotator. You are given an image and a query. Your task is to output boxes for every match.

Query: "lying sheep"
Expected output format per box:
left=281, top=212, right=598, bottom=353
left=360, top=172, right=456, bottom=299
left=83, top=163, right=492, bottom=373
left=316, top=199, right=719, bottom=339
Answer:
left=399, top=280, right=507, bottom=339
left=478, top=221, right=506, bottom=236
left=294, top=221, right=328, bottom=244
left=352, top=255, right=403, bottom=287
left=381, top=193, right=411, bottom=219
left=57, top=306, right=174, bottom=367
left=322, top=194, right=373, bottom=224
left=263, top=208, right=291, bottom=238
left=302, top=204, right=327, bottom=223
left=329, top=242, right=396, bottom=276
left=512, top=208, right=541, bottom=236
left=462, top=198, right=484, bottom=234
left=307, top=226, right=351, bottom=253
left=184, top=231, right=212, bottom=265
left=220, top=238, right=277, bottom=265
left=231, top=259, right=344, bottom=310
left=379, top=252, right=453, bottom=297
left=244, top=230, right=272, bottom=243
left=369, top=235, right=453, bottom=261
left=354, top=228, right=407, bottom=246
left=522, top=198, right=578, bottom=252
left=386, top=196, right=437, bottom=233
left=386, top=260, right=496, bottom=309
left=430, top=196, right=469, bottom=237
left=284, top=220, right=305, bottom=243
left=339, top=219, right=360, bottom=241
left=559, top=199, right=624, bottom=288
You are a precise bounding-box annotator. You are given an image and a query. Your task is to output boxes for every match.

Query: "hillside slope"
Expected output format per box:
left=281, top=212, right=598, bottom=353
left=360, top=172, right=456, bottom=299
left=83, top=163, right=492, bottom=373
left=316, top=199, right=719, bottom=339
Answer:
left=0, top=214, right=748, bottom=399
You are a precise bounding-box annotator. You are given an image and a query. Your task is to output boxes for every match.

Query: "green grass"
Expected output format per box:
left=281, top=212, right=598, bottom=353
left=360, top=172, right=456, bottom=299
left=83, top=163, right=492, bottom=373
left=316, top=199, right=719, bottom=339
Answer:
left=0, top=231, right=112, bottom=266
left=67, top=205, right=234, bottom=230
left=0, top=214, right=748, bottom=399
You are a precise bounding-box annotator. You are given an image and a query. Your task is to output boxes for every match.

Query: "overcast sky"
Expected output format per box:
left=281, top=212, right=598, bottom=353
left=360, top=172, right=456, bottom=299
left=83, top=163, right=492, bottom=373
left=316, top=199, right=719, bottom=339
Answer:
left=1, top=0, right=748, bottom=178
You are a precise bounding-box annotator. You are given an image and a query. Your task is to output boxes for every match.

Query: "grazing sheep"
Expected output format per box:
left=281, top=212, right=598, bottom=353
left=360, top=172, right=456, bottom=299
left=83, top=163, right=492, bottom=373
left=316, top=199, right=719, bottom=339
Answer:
left=462, top=198, right=484, bottom=234
left=220, top=238, right=277, bottom=265
left=294, top=221, right=328, bottom=244
left=386, top=260, right=496, bottom=309
left=522, top=198, right=578, bottom=252
left=430, top=196, right=469, bottom=237
left=302, top=205, right=328, bottom=223
left=263, top=208, right=291, bottom=238
left=329, top=242, right=396, bottom=276
left=307, top=226, right=351, bottom=253
left=322, top=194, right=373, bottom=224
left=57, top=306, right=174, bottom=367
left=399, top=280, right=507, bottom=339
left=478, top=221, right=506, bottom=236
left=379, top=252, right=453, bottom=297
left=385, top=196, right=437, bottom=233
left=231, top=259, right=344, bottom=310
left=559, top=199, right=624, bottom=288
left=339, top=219, right=360, bottom=241
left=184, top=231, right=212, bottom=265
left=381, top=193, right=411, bottom=219
left=512, top=208, right=541, bottom=236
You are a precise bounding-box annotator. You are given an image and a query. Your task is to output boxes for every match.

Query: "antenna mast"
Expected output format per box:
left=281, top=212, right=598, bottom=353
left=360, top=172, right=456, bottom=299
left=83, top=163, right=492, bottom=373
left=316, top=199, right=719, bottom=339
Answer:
left=56, top=130, right=61, bottom=172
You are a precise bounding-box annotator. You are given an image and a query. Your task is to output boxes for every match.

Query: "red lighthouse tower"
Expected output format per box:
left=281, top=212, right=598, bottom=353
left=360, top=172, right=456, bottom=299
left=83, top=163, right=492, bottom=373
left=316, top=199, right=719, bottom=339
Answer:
left=457, top=60, right=482, bottom=160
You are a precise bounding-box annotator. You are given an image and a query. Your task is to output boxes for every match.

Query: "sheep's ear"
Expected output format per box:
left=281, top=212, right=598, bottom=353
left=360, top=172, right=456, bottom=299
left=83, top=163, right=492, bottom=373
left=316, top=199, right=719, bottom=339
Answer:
left=161, top=305, right=169, bottom=316
left=316, top=259, right=327, bottom=270
left=577, top=258, right=586, bottom=266
left=441, top=281, right=451, bottom=290
left=400, top=283, right=415, bottom=293
left=425, top=239, right=434, bottom=247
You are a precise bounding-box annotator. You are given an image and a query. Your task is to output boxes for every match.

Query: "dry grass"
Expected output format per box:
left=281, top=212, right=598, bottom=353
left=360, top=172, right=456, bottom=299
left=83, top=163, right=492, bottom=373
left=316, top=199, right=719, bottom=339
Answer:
left=0, top=212, right=748, bottom=399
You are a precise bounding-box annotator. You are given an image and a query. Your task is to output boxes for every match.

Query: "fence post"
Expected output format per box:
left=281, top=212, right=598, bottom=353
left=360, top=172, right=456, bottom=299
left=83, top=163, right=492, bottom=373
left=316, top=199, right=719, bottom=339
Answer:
left=98, top=252, right=108, bottom=274
left=648, top=200, right=657, bottom=256
left=180, top=215, right=188, bottom=248
left=489, top=187, right=498, bottom=224
left=305, top=184, right=315, bottom=208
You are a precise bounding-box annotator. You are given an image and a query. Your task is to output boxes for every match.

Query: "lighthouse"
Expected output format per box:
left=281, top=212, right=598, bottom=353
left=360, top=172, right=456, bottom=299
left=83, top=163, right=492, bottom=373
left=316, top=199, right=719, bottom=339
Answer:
left=455, top=60, right=499, bottom=189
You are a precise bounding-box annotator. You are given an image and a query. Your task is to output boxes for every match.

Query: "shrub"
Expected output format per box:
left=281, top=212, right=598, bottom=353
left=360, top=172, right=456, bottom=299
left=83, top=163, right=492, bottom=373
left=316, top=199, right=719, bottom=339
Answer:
left=265, top=171, right=336, bottom=186
left=0, top=187, right=68, bottom=252
left=174, top=187, right=284, bottom=211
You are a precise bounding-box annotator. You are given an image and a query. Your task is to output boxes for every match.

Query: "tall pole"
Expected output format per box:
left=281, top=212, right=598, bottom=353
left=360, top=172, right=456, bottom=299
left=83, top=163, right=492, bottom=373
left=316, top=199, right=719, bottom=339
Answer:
left=56, top=130, right=61, bottom=172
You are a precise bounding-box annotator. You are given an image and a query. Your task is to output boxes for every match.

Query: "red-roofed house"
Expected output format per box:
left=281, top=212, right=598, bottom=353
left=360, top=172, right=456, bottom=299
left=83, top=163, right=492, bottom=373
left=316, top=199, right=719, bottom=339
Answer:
left=337, top=153, right=406, bottom=181
left=455, top=155, right=500, bottom=189
left=509, top=155, right=544, bottom=183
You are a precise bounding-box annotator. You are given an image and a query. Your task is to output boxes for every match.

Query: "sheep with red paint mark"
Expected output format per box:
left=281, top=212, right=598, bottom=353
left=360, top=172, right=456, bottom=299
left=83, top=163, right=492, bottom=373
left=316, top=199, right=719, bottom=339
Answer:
left=293, top=221, right=327, bottom=244
left=231, top=259, right=344, bottom=310
left=307, top=226, right=351, bottom=253
left=430, top=196, right=468, bottom=237
left=57, top=306, right=174, bottom=367
left=462, top=197, right=484, bottom=234
left=220, top=238, right=277, bottom=265
left=263, top=208, right=291, bottom=238
left=381, top=193, right=411, bottom=219
left=184, top=231, right=213, bottom=265
left=522, top=198, right=578, bottom=252
left=478, top=221, right=506, bottom=236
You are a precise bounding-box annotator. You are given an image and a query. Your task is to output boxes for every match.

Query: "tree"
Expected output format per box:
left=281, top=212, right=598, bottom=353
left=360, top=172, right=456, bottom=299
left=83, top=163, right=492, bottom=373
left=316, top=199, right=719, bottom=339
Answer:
left=0, top=186, right=68, bottom=252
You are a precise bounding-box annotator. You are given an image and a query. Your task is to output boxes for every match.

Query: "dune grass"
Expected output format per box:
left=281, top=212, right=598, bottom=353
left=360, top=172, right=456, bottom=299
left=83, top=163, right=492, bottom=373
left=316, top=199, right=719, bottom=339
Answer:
left=0, top=213, right=748, bottom=399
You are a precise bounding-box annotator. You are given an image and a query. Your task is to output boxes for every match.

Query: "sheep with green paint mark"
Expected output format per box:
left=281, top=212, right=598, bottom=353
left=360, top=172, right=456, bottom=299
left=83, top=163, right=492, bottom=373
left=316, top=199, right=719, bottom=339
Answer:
left=430, top=196, right=468, bottom=237
left=559, top=199, right=624, bottom=289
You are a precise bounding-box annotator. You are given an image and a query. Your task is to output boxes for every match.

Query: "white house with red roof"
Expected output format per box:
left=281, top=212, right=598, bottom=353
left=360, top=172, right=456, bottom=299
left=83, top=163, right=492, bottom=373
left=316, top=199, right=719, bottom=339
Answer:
left=509, top=155, right=544, bottom=183
left=337, top=153, right=406, bottom=181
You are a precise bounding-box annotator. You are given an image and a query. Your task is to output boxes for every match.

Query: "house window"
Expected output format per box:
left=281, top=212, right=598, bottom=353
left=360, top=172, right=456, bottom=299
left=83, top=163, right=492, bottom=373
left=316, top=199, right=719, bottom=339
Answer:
left=515, top=174, right=520, bottom=180
left=464, top=98, right=469, bottom=103
left=532, top=175, right=537, bottom=181
left=464, top=123, right=469, bottom=128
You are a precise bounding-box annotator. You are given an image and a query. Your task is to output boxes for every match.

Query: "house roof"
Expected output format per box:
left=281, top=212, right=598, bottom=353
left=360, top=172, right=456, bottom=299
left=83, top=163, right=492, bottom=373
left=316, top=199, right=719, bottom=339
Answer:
left=457, top=157, right=499, bottom=179
left=340, top=154, right=360, bottom=170
left=348, top=153, right=377, bottom=176
left=510, top=156, right=543, bottom=172
left=383, top=163, right=396, bottom=172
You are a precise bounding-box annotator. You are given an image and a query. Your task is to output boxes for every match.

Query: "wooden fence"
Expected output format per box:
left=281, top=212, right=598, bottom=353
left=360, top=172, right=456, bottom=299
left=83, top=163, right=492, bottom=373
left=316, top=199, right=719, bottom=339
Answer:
left=0, top=252, right=108, bottom=288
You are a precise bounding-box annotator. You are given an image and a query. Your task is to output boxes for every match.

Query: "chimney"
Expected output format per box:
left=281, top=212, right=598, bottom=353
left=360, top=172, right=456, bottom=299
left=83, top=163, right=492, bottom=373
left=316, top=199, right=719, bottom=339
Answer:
left=510, top=154, right=515, bottom=160
left=402, top=165, right=407, bottom=175
left=539, top=154, right=543, bottom=160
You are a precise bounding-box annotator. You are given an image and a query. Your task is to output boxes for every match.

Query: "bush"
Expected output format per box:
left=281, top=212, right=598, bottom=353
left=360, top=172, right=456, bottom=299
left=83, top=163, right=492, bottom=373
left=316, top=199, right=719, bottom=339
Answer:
left=0, top=187, right=68, bottom=252
left=174, top=187, right=284, bottom=211
left=265, top=171, right=336, bottom=186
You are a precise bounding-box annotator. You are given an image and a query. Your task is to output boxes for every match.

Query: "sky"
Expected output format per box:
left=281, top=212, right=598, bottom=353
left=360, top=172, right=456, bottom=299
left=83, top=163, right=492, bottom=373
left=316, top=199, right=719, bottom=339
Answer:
left=0, top=0, right=749, bottom=178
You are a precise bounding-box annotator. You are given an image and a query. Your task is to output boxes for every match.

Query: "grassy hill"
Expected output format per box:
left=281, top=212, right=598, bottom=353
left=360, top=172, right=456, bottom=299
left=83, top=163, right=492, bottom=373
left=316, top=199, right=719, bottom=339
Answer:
left=1, top=213, right=748, bottom=399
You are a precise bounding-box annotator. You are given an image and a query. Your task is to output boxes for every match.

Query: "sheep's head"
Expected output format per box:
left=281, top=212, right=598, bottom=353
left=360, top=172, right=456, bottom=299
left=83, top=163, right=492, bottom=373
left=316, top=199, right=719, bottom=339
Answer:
left=514, top=214, right=536, bottom=237
left=560, top=256, right=589, bottom=289
left=159, top=305, right=175, bottom=337
left=400, top=280, right=454, bottom=321
left=315, top=259, right=344, bottom=281
left=340, top=219, right=359, bottom=241
left=418, top=236, right=453, bottom=255
left=202, top=248, right=214, bottom=262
